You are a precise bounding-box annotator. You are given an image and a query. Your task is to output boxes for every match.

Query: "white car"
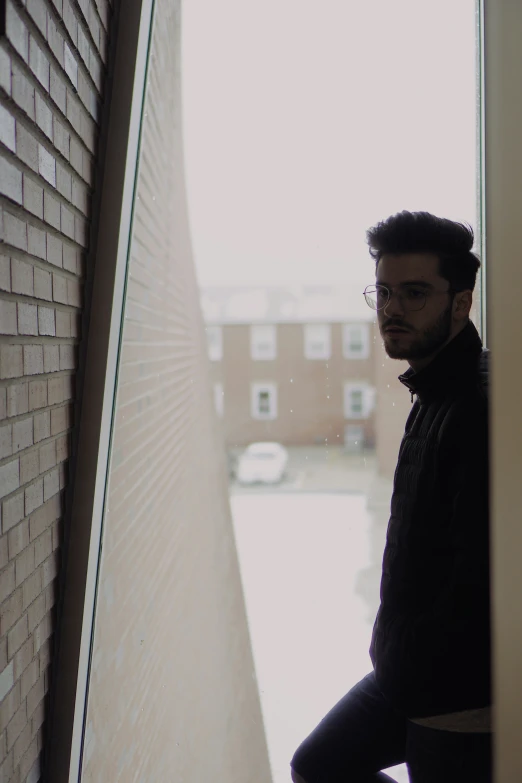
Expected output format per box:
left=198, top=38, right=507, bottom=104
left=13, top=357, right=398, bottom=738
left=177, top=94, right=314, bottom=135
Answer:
left=236, top=442, right=289, bottom=485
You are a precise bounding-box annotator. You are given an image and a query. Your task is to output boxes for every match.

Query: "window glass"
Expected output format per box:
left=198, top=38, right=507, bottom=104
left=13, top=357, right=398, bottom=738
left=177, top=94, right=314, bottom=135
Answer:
left=343, top=323, right=370, bottom=359
left=304, top=324, right=331, bottom=360
left=251, top=325, right=277, bottom=361
left=251, top=383, right=277, bottom=419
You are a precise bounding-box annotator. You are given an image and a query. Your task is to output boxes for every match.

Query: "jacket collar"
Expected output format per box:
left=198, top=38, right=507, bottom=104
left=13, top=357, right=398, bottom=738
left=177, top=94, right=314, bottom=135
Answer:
left=398, top=321, right=484, bottom=402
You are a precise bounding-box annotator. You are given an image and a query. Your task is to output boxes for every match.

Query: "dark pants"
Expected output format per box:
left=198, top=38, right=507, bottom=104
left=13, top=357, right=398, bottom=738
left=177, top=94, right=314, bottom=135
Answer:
left=291, top=672, right=492, bottom=783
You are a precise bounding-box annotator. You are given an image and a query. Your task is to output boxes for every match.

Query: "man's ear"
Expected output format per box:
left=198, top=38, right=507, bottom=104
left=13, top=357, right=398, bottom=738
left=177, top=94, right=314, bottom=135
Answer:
left=453, top=290, right=473, bottom=320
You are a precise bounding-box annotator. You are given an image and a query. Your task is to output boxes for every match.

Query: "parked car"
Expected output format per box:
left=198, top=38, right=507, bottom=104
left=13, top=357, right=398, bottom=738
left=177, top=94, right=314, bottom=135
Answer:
left=236, top=442, right=289, bottom=485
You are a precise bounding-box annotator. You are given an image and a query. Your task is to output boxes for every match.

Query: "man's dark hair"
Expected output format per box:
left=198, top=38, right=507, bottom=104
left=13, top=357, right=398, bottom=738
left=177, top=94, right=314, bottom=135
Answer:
left=366, top=211, right=481, bottom=292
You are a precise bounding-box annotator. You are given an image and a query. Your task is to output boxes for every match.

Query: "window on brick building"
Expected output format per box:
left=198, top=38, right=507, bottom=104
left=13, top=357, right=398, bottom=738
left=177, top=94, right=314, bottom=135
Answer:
left=342, top=323, right=370, bottom=359
left=250, top=325, right=277, bottom=360
left=251, top=383, right=277, bottom=419
left=304, top=324, right=331, bottom=360
left=343, top=382, right=375, bottom=419
left=206, top=325, right=223, bottom=361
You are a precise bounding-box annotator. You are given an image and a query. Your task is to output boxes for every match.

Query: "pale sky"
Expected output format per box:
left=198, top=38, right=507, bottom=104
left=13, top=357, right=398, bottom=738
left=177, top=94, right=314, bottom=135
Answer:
left=181, top=0, right=477, bottom=289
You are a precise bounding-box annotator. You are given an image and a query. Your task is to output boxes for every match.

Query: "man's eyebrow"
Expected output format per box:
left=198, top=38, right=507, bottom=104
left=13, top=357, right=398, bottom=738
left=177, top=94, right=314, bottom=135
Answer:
left=376, top=280, right=435, bottom=289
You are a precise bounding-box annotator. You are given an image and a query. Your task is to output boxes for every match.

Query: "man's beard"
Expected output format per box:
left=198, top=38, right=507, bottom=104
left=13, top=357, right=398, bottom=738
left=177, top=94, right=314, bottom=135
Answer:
left=382, top=302, right=453, bottom=361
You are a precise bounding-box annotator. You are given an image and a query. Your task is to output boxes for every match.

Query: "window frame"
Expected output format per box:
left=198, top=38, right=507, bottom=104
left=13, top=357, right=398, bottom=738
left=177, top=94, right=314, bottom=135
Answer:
left=342, top=323, right=370, bottom=360
left=251, top=382, right=278, bottom=420
left=250, top=324, right=277, bottom=361
left=343, top=381, right=374, bottom=420
left=304, top=323, right=332, bottom=360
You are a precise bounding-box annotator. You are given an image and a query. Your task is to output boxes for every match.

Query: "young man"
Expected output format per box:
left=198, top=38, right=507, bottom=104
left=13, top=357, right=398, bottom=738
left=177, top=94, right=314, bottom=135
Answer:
left=290, top=212, right=491, bottom=783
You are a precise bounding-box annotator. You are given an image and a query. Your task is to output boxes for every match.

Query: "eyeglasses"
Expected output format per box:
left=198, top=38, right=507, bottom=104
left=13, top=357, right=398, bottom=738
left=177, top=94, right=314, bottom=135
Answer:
left=363, top=284, right=452, bottom=312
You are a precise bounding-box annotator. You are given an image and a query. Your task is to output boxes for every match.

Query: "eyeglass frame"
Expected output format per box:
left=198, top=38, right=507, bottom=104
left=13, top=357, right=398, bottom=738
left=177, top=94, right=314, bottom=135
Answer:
left=362, top=283, right=457, bottom=312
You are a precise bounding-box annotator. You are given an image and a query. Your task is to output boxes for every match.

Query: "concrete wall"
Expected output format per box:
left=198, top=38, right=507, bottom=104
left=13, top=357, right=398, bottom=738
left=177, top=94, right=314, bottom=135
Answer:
left=79, top=3, right=271, bottom=781
left=0, top=0, right=111, bottom=779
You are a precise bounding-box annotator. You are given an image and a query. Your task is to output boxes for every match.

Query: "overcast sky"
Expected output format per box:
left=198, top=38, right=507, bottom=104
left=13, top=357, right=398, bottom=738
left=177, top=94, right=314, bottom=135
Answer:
left=181, top=0, right=477, bottom=289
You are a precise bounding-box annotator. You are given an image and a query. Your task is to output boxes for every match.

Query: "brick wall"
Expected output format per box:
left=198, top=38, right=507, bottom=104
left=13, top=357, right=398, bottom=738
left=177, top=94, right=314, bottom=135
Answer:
left=0, top=0, right=112, bottom=779
left=78, top=2, right=272, bottom=780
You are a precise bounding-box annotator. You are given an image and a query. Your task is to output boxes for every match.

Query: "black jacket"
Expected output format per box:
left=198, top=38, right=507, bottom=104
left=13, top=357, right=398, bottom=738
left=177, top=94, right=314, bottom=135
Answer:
left=369, top=321, right=490, bottom=718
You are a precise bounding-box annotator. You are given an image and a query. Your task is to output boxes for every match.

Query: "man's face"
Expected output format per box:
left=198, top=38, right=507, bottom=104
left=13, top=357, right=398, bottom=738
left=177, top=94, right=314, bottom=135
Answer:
left=376, top=253, right=458, bottom=364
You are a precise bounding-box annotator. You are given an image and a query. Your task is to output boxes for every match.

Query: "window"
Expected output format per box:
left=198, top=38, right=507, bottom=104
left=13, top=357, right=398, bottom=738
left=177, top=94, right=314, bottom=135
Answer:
left=250, top=325, right=277, bottom=361
left=304, top=324, right=331, bottom=360
left=343, top=382, right=375, bottom=420
left=206, top=326, right=223, bottom=361
left=344, top=424, right=364, bottom=452
left=343, top=323, right=370, bottom=359
left=251, top=383, right=277, bottom=420
left=214, top=383, right=224, bottom=417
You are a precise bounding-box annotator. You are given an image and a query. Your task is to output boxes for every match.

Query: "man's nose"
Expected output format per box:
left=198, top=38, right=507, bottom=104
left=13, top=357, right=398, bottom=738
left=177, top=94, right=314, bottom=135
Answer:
left=382, top=291, right=405, bottom=317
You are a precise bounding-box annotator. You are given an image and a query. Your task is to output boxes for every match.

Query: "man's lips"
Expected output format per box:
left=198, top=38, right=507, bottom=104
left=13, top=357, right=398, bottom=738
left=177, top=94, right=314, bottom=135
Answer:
left=384, top=326, right=410, bottom=334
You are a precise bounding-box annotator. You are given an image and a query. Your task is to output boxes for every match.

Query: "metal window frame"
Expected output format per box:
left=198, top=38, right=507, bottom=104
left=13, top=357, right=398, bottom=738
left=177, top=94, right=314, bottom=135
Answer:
left=46, top=1, right=155, bottom=780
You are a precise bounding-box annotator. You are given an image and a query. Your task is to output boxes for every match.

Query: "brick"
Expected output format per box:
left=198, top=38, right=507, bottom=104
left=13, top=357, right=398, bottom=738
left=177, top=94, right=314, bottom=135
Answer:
left=13, top=719, right=31, bottom=769
left=26, top=597, right=44, bottom=638
left=0, top=158, right=22, bottom=205
left=3, top=494, right=24, bottom=534
left=33, top=617, right=51, bottom=663
left=29, top=495, right=60, bottom=542
left=0, top=302, right=17, bottom=336
left=49, top=68, right=66, bottom=114
left=12, top=418, right=34, bottom=454
left=33, top=268, right=52, bottom=301
left=0, top=563, right=15, bottom=606
left=21, top=569, right=41, bottom=611
left=23, top=176, right=44, bottom=220
left=12, top=64, right=35, bottom=121
left=37, top=307, right=55, bottom=337
left=0, top=639, right=6, bottom=672
left=38, top=146, right=56, bottom=188
left=55, top=434, right=68, bottom=462
left=0, top=749, right=13, bottom=781
left=25, top=480, right=43, bottom=516
left=77, top=24, right=90, bottom=68
left=20, top=738, right=39, bottom=780
left=62, top=244, right=77, bottom=274
left=0, top=681, right=20, bottom=734
left=0, top=256, right=10, bottom=292
left=11, top=259, right=33, bottom=296
left=46, top=233, right=62, bottom=267
left=0, top=461, right=19, bottom=499
left=42, top=551, right=57, bottom=588
left=0, top=424, right=12, bottom=460
left=70, top=311, right=80, bottom=338
left=29, top=37, right=50, bottom=92
left=6, top=701, right=26, bottom=751
left=59, top=345, right=75, bottom=371
left=37, top=640, right=50, bottom=677
left=66, top=90, right=81, bottom=135
left=0, top=346, right=23, bottom=380
left=0, top=390, right=6, bottom=422
left=7, top=521, right=29, bottom=560
left=34, top=529, right=52, bottom=567
left=63, top=0, right=78, bottom=45
left=15, top=543, right=35, bottom=588
left=54, top=118, right=71, bottom=161
left=47, top=376, right=63, bottom=406
left=0, top=46, right=11, bottom=96
left=0, top=588, right=23, bottom=635
left=0, top=537, right=7, bottom=573
left=0, top=105, right=16, bottom=153
left=43, top=345, right=59, bottom=374
left=28, top=381, right=47, bottom=412
left=23, top=345, right=44, bottom=375
left=72, top=175, right=89, bottom=214
left=7, top=613, right=28, bottom=658
left=43, top=469, right=59, bottom=503
left=6, top=3, right=29, bottom=63
left=17, top=303, right=38, bottom=335
left=61, top=205, right=75, bottom=240
left=52, top=273, right=68, bottom=304
left=7, top=385, right=28, bottom=418
left=75, top=213, right=89, bottom=247
left=55, top=310, right=70, bottom=338
left=67, top=277, right=81, bottom=307
left=33, top=412, right=50, bottom=444
left=51, top=520, right=59, bottom=551
left=16, top=123, right=38, bottom=172
left=58, top=461, right=67, bottom=489
left=0, top=662, right=14, bottom=703
left=50, top=406, right=66, bottom=437
left=20, top=452, right=39, bottom=485
left=56, top=163, right=72, bottom=200
left=39, top=442, right=56, bottom=474
left=26, top=672, right=45, bottom=716
left=63, top=43, right=78, bottom=89
left=43, top=578, right=55, bottom=613
left=3, top=212, right=27, bottom=251
left=26, top=0, right=48, bottom=38
left=88, top=4, right=101, bottom=49
left=44, top=192, right=61, bottom=230
left=47, top=16, right=64, bottom=68
left=69, top=138, right=83, bottom=180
